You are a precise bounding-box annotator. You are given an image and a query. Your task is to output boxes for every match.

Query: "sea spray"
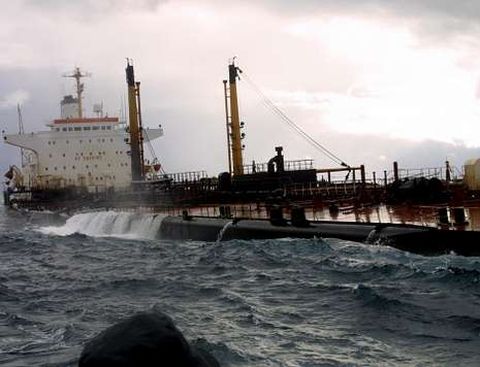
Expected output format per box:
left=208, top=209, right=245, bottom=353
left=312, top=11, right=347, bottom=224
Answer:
left=38, top=211, right=166, bottom=240
left=216, top=220, right=234, bottom=243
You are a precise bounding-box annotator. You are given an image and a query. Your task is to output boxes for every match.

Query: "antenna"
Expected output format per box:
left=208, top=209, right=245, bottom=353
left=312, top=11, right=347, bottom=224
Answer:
left=17, top=104, right=26, bottom=167
left=93, top=102, right=103, bottom=117
left=63, top=67, right=91, bottom=118
left=17, top=104, right=24, bottom=135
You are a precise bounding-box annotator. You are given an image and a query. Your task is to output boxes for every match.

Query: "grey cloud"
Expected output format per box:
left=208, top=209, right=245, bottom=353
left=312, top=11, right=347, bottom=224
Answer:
left=16, top=0, right=480, bottom=42
left=246, top=0, right=480, bottom=40
left=23, top=0, right=167, bottom=19
left=22, top=0, right=480, bottom=22
left=253, top=0, right=480, bottom=20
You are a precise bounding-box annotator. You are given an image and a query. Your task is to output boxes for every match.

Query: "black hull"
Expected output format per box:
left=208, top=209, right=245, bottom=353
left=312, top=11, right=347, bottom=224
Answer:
left=159, top=216, right=480, bottom=257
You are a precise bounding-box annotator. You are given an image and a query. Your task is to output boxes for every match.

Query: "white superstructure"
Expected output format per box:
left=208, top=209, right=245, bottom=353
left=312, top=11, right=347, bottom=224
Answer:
left=3, top=70, right=163, bottom=191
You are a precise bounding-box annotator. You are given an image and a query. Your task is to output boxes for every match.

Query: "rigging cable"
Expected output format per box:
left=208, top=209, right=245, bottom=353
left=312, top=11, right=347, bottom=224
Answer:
left=143, top=128, right=166, bottom=174
left=241, top=72, right=349, bottom=168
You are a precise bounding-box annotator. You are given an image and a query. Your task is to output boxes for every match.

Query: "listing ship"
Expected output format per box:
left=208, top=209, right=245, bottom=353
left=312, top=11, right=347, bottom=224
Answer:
left=3, top=60, right=480, bottom=256
left=1, top=60, right=473, bottom=213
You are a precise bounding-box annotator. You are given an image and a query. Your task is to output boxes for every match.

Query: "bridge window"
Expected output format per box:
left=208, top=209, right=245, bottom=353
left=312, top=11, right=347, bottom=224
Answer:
left=107, top=126, right=112, bottom=130
left=84, top=127, right=91, bottom=131
left=74, top=127, right=81, bottom=131
left=101, top=126, right=106, bottom=130
left=92, top=126, right=99, bottom=130
left=62, top=128, right=67, bottom=132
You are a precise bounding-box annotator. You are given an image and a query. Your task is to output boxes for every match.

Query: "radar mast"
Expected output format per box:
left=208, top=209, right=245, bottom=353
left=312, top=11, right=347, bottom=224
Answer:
left=63, top=67, right=91, bottom=118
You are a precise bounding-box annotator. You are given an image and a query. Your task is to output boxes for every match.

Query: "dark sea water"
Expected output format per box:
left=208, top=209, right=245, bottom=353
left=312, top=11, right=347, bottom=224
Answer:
left=1, top=206, right=480, bottom=366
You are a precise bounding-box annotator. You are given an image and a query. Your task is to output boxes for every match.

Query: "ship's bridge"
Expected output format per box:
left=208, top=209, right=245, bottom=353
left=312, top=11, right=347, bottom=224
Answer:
left=48, top=117, right=121, bottom=132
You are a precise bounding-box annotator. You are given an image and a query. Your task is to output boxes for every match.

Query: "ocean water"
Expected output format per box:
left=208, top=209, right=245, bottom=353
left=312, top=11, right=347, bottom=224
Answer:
left=1, top=206, right=480, bottom=366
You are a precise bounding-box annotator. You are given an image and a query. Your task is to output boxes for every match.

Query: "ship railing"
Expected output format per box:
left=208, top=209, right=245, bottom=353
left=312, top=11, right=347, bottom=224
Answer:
left=164, top=170, right=209, bottom=183
left=285, top=181, right=369, bottom=199
left=397, top=167, right=449, bottom=180
left=384, top=165, right=461, bottom=184
left=242, top=159, right=314, bottom=174
left=157, top=204, right=270, bottom=220
left=350, top=164, right=462, bottom=187
left=155, top=202, right=438, bottom=226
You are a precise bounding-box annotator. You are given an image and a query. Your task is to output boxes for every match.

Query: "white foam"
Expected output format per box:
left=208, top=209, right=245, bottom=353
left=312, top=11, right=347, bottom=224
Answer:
left=38, top=211, right=165, bottom=240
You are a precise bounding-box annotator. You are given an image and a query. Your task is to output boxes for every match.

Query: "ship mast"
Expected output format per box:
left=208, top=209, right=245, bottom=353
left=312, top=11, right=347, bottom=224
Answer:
left=17, top=104, right=25, bottom=167
left=125, top=60, right=144, bottom=181
left=63, top=67, right=90, bottom=118
left=223, top=80, right=232, bottom=174
left=225, top=59, right=245, bottom=176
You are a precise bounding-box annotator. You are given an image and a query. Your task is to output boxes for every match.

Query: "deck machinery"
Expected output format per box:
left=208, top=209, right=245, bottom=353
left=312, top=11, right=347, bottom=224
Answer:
left=221, top=60, right=319, bottom=192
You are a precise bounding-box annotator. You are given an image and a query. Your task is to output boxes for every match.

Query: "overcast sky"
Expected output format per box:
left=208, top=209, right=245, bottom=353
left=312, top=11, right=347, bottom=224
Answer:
left=2, top=0, right=480, bottom=177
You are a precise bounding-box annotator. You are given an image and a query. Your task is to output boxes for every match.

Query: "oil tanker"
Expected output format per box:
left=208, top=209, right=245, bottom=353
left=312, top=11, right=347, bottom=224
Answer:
left=3, top=60, right=480, bottom=256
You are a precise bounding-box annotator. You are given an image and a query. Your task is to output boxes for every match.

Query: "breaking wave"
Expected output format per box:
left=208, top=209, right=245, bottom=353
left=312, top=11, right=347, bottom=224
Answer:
left=37, top=211, right=165, bottom=239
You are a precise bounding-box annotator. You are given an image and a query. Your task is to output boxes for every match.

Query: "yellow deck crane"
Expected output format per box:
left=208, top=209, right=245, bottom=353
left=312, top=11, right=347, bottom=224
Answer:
left=126, top=60, right=145, bottom=181
left=223, top=59, right=245, bottom=176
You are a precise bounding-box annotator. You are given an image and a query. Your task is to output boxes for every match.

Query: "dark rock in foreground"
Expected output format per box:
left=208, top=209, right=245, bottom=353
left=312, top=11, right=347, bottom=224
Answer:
left=79, top=311, right=220, bottom=367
